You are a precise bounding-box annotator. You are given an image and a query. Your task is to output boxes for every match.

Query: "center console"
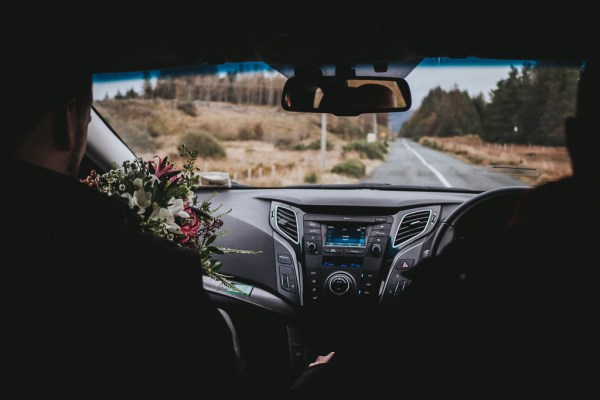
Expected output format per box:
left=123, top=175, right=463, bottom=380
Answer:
left=302, top=214, right=393, bottom=303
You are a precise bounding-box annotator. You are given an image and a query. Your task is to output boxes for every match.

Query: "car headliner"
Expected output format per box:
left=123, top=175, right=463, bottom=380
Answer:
left=3, top=1, right=599, bottom=74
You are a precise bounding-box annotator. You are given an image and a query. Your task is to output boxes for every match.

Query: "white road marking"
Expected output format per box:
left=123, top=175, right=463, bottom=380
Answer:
left=402, top=139, right=452, bottom=187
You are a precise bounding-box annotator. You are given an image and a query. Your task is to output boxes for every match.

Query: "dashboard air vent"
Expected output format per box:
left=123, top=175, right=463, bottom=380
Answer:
left=276, top=206, right=299, bottom=243
left=394, top=210, right=432, bottom=247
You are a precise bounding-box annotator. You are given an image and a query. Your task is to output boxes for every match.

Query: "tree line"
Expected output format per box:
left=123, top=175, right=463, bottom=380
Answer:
left=113, top=71, right=287, bottom=107
left=400, top=62, right=580, bottom=146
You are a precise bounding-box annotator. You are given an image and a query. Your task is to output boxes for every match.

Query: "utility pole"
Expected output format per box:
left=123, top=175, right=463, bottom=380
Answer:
left=373, top=113, right=378, bottom=136
left=321, top=113, right=327, bottom=169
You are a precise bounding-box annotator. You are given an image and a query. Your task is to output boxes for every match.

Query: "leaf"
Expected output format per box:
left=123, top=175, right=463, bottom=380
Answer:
left=207, top=245, right=224, bottom=255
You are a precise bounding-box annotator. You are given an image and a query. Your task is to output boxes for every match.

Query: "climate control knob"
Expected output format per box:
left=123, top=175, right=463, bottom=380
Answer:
left=370, top=244, right=382, bottom=255
left=326, top=272, right=355, bottom=296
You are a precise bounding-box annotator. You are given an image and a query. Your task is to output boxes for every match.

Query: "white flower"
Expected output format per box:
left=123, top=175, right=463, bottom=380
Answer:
left=167, top=197, right=190, bottom=218
left=150, top=206, right=181, bottom=233
left=121, top=189, right=152, bottom=214
left=133, top=178, right=144, bottom=190
left=134, top=189, right=152, bottom=210
left=149, top=175, right=160, bottom=185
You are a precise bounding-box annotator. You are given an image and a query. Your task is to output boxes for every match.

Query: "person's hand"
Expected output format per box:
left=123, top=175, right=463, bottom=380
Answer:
left=308, top=351, right=335, bottom=367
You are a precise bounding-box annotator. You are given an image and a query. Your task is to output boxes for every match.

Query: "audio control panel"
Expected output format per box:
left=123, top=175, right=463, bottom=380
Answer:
left=302, top=214, right=393, bottom=303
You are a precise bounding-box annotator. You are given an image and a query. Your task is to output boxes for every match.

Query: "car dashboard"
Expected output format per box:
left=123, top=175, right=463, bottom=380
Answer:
left=199, top=186, right=501, bottom=381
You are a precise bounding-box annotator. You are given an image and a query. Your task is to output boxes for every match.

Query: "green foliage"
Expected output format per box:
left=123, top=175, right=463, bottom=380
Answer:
left=275, top=138, right=293, bottom=149
left=304, top=171, right=319, bottom=183
left=331, top=159, right=366, bottom=178
left=177, top=101, right=198, bottom=117
left=182, top=132, right=227, bottom=159
left=275, top=138, right=332, bottom=151
left=307, top=140, right=332, bottom=151
left=342, top=140, right=387, bottom=160
left=401, top=86, right=483, bottom=139
left=400, top=62, right=580, bottom=146
left=420, top=139, right=444, bottom=151
left=143, top=73, right=154, bottom=99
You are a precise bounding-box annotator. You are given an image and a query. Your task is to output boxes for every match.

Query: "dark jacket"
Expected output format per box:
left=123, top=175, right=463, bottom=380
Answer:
left=2, top=160, right=244, bottom=399
left=398, top=176, right=600, bottom=399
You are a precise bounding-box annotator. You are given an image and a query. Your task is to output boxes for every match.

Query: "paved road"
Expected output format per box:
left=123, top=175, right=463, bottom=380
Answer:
left=362, top=139, right=525, bottom=190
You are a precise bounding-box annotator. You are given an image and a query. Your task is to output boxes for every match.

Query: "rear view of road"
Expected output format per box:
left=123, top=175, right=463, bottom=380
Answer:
left=363, top=139, right=525, bottom=190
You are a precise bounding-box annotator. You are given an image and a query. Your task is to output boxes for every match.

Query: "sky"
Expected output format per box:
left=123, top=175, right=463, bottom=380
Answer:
left=406, top=65, right=516, bottom=108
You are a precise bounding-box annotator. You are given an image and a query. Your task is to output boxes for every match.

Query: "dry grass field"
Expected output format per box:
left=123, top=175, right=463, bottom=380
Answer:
left=95, top=99, right=388, bottom=187
left=418, top=135, right=572, bottom=185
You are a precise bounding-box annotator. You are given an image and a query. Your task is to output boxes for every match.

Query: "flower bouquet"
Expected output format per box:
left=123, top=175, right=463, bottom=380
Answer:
left=82, top=144, right=257, bottom=293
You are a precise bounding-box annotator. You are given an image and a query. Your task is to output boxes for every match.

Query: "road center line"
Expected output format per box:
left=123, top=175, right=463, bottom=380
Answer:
left=402, top=140, right=452, bottom=187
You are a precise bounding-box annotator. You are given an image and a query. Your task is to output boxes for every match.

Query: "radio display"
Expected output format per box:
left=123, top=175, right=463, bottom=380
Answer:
left=325, top=224, right=367, bottom=247
left=323, top=256, right=363, bottom=268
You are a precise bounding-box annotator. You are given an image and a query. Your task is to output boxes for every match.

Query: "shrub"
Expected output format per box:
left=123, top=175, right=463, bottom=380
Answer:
left=238, top=126, right=254, bottom=140
left=342, top=141, right=387, bottom=160
left=419, top=138, right=444, bottom=151
left=177, top=101, right=198, bottom=117
left=331, top=159, right=366, bottom=178
left=307, top=140, right=333, bottom=151
left=276, top=139, right=332, bottom=151
left=238, top=123, right=265, bottom=141
left=182, top=132, right=226, bottom=159
left=275, top=138, right=293, bottom=149
left=253, top=123, right=264, bottom=140
left=304, top=171, right=319, bottom=183
left=147, top=117, right=168, bottom=138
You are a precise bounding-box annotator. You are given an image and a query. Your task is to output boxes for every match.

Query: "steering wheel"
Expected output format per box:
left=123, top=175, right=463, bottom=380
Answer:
left=429, top=186, right=529, bottom=257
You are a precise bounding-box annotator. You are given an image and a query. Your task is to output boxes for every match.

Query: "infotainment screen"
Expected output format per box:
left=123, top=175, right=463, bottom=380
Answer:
left=325, top=224, right=367, bottom=247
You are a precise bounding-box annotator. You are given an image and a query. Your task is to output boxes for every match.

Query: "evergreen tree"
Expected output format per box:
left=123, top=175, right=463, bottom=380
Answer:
left=402, top=62, right=580, bottom=146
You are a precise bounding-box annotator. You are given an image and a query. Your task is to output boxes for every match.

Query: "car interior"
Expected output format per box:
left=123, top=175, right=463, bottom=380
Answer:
left=6, top=1, right=600, bottom=396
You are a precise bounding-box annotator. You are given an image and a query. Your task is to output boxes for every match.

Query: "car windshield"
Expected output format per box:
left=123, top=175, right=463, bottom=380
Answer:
left=92, top=57, right=581, bottom=191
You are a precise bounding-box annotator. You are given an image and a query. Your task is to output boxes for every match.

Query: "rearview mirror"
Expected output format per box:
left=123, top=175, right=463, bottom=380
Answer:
left=281, top=76, right=411, bottom=116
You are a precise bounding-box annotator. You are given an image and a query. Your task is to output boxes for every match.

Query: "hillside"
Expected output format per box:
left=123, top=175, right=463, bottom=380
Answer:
left=93, top=99, right=390, bottom=186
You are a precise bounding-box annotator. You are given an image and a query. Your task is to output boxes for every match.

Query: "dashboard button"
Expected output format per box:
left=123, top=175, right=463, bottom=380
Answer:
left=308, top=269, right=320, bottom=278
left=395, top=259, right=414, bottom=270
left=281, top=274, right=290, bottom=289
left=344, top=248, right=364, bottom=255
left=374, top=223, right=392, bottom=230
left=306, top=242, right=319, bottom=253
left=370, top=244, right=382, bottom=255
left=278, top=253, right=292, bottom=264
left=370, top=230, right=389, bottom=236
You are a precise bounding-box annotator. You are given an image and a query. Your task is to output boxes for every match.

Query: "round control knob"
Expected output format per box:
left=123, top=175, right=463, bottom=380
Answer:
left=307, top=242, right=318, bottom=253
left=370, top=244, right=382, bottom=255
left=326, top=272, right=354, bottom=296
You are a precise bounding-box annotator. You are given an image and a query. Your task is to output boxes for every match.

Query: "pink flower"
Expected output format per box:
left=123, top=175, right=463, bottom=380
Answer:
left=149, top=156, right=175, bottom=179
left=179, top=208, right=201, bottom=243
